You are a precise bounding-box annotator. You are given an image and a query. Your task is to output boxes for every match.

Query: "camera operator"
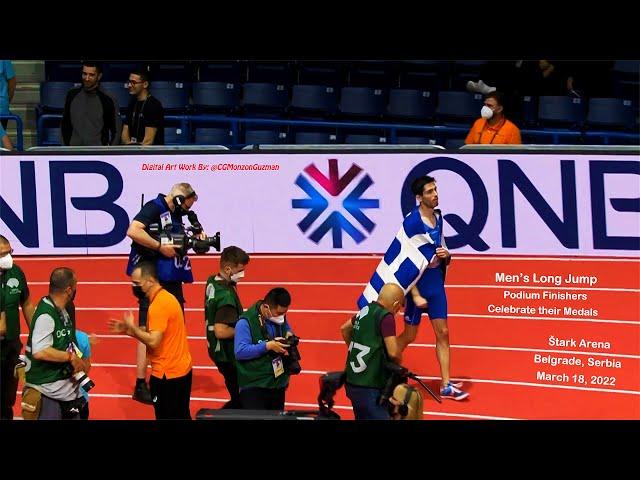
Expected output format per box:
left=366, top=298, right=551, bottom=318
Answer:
left=205, top=246, right=250, bottom=409
left=126, top=182, right=202, bottom=404
left=21, top=268, right=90, bottom=420
left=340, top=283, right=415, bottom=420
left=234, top=287, right=296, bottom=410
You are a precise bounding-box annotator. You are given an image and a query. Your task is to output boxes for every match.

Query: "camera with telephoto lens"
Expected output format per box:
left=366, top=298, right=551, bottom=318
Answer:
left=281, top=335, right=302, bottom=375
left=73, top=371, right=95, bottom=392
left=149, top=210, right=220, bottom=256
left=63, top=362, right=95, bottom=392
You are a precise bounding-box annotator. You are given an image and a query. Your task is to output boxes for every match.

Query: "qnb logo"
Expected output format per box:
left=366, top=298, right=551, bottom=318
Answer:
left=292, top=159, right=380, bottom=248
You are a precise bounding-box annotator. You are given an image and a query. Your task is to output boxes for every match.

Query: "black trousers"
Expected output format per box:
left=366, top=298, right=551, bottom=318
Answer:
left=1, top=119, right=8, bottom=130
left=240, top=387, right=286, bottom=410
left=215, top=361, right=242, bottom=409
left=149, top=370, right=192, bottom=419
left=0, top=338, right=21, bottom=420
left=138, top=281, right=184, bottom=327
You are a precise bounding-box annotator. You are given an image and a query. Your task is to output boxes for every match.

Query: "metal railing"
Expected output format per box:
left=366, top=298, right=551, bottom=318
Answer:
left=0, top=114, right=24, bottom=151
left=34, top=113, right=640, bottom=148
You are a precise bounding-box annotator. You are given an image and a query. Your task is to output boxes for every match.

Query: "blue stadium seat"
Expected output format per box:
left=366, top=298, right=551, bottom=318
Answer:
left=102, top=62, right=146, bottom=82
left=537, top=96, right=586, bottom=128
left=297, top=62, right=345, bottom=88
left=244, top=128, right=287, bottom=145
left=339, top=87, right=386, bottom=118
left=613, top=80, right=639, bottom=104
left=40, top=82, right=75, bottom=110
left=194, top=128, right=233, bottom=145
left=387, top=89, right=435, bottom=121
left=41, top=127, right=62, bottom=146
left=290, top=85, right=338, bottom=116
left=436, top=91, right=484, bottom=123
left=612, top=61, right=640, bottom=80
left=398, top=71, right=443, bottom=91
left=45, top=62, right=80, bottom=82
left=151, top=81, right=191, bottom=111
left=294, top=131, right=337, bottom=144
left=396, top=136, right=438, bottom=145
left=192, top=82, right=240, bottom=112
left=445, top=138, right=467, bottom=149
left=101, top=82, right=132, bottom=112
left=521, top=95, right=538, bottom=127
left=148, top=62, right=194, bottom=82
left=247, top=62, right=295, bottom=85
left=164, top=127, right=187, bottom=145
left=348, top=62, right=396, bottom=88
left=242, top=83, right=289, bottom=115
left=586, top=98, right=635, bottom=129
left=344, top=133, right=386, bottom=144
left=198, top=62, right=245, bottom=83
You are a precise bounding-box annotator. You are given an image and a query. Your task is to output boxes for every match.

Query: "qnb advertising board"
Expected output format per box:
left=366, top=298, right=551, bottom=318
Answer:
left=0, top=152, right=638, bottom=419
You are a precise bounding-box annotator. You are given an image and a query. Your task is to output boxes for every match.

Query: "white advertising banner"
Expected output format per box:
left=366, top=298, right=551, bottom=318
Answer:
left=0, top=152, right=638, bottom=256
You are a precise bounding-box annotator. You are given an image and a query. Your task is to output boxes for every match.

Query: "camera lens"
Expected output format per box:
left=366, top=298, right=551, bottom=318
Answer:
left=74, top=372, right=95, bottom=392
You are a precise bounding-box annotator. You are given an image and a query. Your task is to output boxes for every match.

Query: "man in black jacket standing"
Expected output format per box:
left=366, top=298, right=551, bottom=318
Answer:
left=61, top=61, right=121, bottom=146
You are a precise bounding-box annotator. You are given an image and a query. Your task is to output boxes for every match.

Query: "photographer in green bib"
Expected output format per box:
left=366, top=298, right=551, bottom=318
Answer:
left=341, top=283, right=415, bottom=420
left=234, top=287, right=297, bottom=410
left=22, top=267, right=91, bottom=420
left=204, top=246, right=250, bottom=409
left=0, top=235, right=36, bottom=420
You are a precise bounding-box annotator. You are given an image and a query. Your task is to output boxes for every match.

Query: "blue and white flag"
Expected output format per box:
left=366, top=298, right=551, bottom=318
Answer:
left=357, top=207, right=443, bottom=308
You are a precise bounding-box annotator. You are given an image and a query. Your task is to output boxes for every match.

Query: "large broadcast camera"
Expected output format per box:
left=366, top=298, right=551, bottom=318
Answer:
left=149, top=210, right=220, bottom=256
left=379, top=362, right=441, bottom=407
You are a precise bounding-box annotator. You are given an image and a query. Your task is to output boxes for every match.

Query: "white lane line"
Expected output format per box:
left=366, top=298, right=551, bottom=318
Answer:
left=25, top=280, right=640, bottom=292
left=83, top=363, right=640, bottom=396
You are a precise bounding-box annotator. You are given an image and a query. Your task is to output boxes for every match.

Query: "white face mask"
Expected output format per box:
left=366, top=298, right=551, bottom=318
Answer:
left=0, top=254, right=13, bottom=270
left=230, top=271, right=245, bottom=282
left=269, top=314, right=285, bottom=325
left=481, top=105, right=494, bottom=120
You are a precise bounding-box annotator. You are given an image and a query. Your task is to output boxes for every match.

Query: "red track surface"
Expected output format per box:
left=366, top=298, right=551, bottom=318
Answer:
left=12, top=255, right=640, bottom=420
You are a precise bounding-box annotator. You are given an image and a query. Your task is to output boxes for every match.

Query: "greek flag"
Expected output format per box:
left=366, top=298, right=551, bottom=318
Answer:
left=357, top=207, right=441, bottom=308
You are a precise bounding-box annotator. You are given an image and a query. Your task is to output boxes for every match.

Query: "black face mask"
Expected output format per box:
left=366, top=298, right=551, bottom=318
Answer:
left=132, top=285, right=145, bottom=299
left=70, top=288, right=77, bottom=302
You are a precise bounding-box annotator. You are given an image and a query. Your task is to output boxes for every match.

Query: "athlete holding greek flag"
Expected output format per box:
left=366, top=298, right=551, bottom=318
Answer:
left=358, top=175, right=468, bottom=401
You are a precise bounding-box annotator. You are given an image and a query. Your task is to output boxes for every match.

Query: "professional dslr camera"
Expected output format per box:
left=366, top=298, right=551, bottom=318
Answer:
left=278, top=335, right=302, bottom=375
left=149, top=210, right=221, bottom=256
left=63, top=361, right=95, bottom=393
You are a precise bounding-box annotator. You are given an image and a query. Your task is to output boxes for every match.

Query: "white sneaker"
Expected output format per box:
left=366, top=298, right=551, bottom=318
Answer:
left=466, top=79, right=496, bottom=95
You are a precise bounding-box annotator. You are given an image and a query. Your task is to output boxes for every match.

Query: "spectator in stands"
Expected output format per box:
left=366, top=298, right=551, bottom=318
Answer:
left=125, top=182, right=200, bottom=404
left=234, top=287, right=295, bottom=410
left=0, top=123, right=12, bottom=150
left=465, top=91, right=521, bottom=145
left=121, top=69, right=164, bottom=145
left=0, top=60, right=16, bottom=130
left=109, top=261, right=193, bottom=419
left=204, top=246, right=250, bottom=409
left=61, top=61, right=121, bottom=146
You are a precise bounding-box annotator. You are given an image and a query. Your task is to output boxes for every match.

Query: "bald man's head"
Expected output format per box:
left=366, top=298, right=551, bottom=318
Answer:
left=377, top=283, right=405, bottom=314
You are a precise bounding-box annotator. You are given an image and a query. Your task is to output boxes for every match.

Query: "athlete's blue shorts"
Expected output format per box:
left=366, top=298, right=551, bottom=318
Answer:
left=404, top=267, right=447, bottom=326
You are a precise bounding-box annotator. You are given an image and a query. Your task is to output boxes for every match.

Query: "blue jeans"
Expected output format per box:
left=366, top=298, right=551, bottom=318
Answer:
left=345, top=383, right=390, bottom=420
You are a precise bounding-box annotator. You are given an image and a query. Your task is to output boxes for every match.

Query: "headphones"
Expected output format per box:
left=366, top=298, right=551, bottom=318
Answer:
left=173, top=190, right=197, bottom=209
